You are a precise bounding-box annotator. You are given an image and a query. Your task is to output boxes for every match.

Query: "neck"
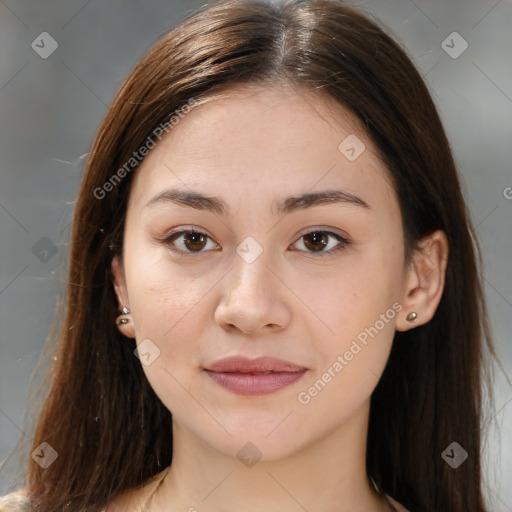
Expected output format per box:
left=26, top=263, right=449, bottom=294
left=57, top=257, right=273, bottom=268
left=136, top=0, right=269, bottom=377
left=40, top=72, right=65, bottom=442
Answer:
left=147, top=400, right=392, bottom=512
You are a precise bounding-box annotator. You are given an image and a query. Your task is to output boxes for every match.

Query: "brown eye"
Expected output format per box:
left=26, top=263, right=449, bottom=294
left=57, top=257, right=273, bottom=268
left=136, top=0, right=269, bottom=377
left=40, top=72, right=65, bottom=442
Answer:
left=182, top=231, right=207, bottom=251
left=163, top=229, right=219, bottom=254
left=303, top=232, right=330, bottom=252
left=292, top=230, right=351, bottom=257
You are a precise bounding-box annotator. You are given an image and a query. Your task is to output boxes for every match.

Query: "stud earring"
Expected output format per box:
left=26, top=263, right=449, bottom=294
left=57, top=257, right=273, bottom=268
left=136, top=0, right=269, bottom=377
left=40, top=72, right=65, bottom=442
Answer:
left=116, top=306, right=131, bottom=326
left=406, top=312, right=418, bottom=322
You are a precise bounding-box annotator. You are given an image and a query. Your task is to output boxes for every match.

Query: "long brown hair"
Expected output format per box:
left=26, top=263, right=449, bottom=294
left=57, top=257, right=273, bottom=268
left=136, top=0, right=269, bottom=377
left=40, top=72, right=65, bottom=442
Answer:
left=6, top=1, right=498, bottom=510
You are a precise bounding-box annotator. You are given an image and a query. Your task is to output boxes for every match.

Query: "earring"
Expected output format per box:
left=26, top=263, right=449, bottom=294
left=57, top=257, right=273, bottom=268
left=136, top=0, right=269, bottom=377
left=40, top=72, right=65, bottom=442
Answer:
left=115, top=306, right=134, bottom=338
left=406, top=312, right=418, bottom=322
left=116, top=306, right=131, bottom=326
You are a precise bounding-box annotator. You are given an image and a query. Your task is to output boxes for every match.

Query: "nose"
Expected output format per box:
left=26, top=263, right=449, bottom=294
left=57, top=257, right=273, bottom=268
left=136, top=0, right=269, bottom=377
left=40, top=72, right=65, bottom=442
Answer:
left=214, top=251, right=291, bottom=335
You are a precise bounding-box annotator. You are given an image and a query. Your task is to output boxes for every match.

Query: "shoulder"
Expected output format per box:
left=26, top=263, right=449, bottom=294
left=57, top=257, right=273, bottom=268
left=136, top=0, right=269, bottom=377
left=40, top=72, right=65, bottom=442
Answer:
left=0, top=486, right=143, bottom=512
left=0, top=489, right=31, bottom=512
left=105, top=469, right=169, bottom=512
left=0, top=470, right=169, bottom=512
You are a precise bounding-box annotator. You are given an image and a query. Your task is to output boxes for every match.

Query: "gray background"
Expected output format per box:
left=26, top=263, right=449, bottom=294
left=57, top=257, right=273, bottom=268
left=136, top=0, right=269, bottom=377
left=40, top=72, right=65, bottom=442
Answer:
left=0, top=0, right=511, bottom=509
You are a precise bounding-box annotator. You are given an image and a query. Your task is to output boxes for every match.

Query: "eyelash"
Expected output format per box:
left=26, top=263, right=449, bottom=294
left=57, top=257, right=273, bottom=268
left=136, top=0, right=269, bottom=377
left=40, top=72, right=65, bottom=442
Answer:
left=160, top=227, right=351, bottom=258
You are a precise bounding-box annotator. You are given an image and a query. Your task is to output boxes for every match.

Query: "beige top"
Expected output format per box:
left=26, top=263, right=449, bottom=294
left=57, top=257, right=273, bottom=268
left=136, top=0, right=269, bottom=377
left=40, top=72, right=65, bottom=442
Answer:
left=0, top=490, right=30, bottom=512
left=0, top=488, right=410, bottom=511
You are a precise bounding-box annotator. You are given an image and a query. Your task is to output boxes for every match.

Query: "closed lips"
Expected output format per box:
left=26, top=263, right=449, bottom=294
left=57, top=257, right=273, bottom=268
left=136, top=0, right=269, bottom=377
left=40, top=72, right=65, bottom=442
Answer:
left=203, top=356, right=308, bottom=396
left=204, top=356, right=307, bottom=374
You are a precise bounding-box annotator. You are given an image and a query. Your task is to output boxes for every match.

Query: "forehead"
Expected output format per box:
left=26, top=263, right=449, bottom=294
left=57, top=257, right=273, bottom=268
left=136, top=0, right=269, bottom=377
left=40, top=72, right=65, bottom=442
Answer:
left=127, top=83, right=398, bottom=217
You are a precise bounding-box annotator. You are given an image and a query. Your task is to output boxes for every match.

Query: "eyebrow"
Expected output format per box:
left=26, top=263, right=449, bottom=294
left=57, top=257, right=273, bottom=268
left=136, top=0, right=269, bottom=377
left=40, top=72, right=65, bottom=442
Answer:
left=143, top=188, right=371, bottom=215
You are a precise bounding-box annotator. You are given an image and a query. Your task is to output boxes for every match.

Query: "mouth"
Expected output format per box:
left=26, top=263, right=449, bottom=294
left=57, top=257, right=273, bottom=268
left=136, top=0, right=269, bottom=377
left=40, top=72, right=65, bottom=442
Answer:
left=204, top=355, right=307, bottom=373
left=203, top=356, right=307, bottom=395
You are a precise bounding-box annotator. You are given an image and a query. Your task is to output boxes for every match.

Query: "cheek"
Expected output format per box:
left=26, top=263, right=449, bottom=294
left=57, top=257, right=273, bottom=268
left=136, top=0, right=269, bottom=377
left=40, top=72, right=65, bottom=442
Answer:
left=294, top=248, right=400, bottom=394
left=124, top=254, right=218, bottom=395
left=127, top=250, right=210, bottom=332
left=297, top=292, right=397, bottom=419
left=126, top=258, right=212, bottom=413
left=294, top=251, right=399, bottom=341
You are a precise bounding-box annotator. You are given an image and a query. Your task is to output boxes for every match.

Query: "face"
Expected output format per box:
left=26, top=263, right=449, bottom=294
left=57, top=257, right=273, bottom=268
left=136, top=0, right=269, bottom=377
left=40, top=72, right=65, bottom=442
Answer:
left=112, top=83, right=410, bottom=460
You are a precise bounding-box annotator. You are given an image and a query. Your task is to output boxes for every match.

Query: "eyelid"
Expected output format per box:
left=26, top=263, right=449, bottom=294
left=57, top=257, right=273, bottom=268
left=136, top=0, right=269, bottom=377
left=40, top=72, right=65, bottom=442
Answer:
left=295, top=226, right=350, bottom=242
left=162, top=225, right=215, bottom=241
left=160, top=226, right=220, bottom=253
left=290, top=226, right=352, bottom=257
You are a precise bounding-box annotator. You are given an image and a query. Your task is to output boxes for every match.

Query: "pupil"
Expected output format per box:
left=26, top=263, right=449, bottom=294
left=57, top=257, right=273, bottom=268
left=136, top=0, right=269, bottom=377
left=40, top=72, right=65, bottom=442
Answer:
left=305, top=232, right=328, bottom=252
left=186, top=232, right=206, bottom=251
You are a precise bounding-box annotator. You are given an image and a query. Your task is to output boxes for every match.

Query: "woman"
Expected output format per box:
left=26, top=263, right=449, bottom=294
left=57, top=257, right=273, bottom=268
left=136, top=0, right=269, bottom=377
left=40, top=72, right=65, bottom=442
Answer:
left=0, top=0, right=498, bottom=511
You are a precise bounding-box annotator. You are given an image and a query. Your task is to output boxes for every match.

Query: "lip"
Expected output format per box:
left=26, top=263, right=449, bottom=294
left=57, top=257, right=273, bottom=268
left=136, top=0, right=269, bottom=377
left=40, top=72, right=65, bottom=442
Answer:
left=204, top=356, right=306, bottom=373
left=203, top=356, right=307, bottom=396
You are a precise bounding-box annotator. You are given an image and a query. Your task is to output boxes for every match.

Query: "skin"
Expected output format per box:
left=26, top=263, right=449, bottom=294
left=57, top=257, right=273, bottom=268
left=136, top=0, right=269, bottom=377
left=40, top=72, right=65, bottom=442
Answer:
left=109, top=82, right=449, bottom=512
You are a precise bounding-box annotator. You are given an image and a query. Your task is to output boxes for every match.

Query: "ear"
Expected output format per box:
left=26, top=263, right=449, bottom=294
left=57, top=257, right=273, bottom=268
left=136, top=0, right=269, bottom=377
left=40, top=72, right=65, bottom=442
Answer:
left=396, top=230, right=449, bottom=332
left=111, top=255, right=130, bottom=308
left=111, top=255, right=136, bottom=338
